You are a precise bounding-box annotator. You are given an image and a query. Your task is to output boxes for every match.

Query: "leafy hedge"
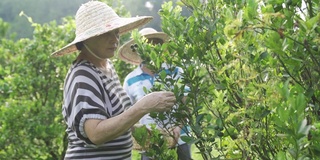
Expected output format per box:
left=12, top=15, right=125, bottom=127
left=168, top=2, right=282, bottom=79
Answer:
left=0, top=0, right=319, bottom=159
left=133, top=0, right=320, bottom=159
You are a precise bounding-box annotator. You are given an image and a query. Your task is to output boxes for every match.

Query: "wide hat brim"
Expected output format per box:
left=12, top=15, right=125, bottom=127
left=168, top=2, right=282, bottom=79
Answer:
left=117, top=32, right=168, bottom=65
left=51, top=16, right=152, bottom=57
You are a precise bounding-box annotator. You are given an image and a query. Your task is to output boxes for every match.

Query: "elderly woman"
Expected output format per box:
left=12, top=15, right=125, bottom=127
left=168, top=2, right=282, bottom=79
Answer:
left=51, top=1, right=176, bottom=160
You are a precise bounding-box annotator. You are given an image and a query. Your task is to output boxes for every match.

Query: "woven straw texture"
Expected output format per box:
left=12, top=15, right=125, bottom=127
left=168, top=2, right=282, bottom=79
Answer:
left=51, top=1, right=152, bottom=57
left=118, top=28, right=169, bottom=65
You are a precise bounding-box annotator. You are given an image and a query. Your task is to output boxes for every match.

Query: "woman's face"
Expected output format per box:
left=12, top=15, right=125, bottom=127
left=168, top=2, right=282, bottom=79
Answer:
left=84, top=29, right=120, bottom=59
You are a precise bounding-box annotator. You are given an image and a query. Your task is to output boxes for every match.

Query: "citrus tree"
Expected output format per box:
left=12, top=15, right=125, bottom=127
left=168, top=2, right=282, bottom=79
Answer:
left=133, top=0, right=320, bottom=159
left=0, top=0, right=133, bottom=159
left=0, top=16, right=76, bottom=159
left=1, top=0, right=319, bottom=159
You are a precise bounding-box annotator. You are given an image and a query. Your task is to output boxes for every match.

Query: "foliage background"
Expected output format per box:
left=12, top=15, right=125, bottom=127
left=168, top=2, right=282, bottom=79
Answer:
left=0, top=0, right=188, bottom=40
left=0, top=0, right=88, bottom=39
left=0, top=0, right=320, bottom=159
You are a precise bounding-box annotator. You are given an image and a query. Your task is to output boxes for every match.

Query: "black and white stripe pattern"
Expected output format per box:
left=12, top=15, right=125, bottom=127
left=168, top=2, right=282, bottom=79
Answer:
left=62, top=59, right=132, bottom=159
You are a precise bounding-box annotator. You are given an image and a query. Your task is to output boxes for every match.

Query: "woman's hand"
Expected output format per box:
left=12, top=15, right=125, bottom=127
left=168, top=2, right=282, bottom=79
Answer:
left=137, top=91, right=176, bottom=113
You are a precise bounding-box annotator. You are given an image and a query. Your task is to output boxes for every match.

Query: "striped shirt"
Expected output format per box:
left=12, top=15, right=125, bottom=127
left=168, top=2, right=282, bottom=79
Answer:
left=62, top=59, right=132, bottom=160
left=123, top=63, right=190, bottom=146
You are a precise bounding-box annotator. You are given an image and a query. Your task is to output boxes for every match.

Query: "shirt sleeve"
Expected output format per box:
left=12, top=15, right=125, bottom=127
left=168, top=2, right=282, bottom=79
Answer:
left=64, top=67, right=109, bottom=144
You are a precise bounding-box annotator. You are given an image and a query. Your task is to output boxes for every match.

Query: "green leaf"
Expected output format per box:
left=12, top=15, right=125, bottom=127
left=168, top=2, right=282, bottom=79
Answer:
left=276, top=151, right=287, bottom=159
left=132, top=125, right=149, bottom=147
left=246, top=0, right=258, bottom=19
left=180, top=136, right=199, bottom=144
left=306, top=13, right=320, bottom=30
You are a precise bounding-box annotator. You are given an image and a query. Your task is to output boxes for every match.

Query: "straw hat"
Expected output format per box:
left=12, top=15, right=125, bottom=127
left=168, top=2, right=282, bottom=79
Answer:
left=118, top=28, right=169, bottom=65
left=51, top=1, right=152, bottom=57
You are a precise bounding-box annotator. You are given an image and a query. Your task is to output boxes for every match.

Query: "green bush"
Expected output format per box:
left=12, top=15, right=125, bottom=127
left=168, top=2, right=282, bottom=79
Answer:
left=0, top=0, right=319, bottom=159
left=132, top=0, right=320, bottom=159
left=0, top=0, right=133, bottom=159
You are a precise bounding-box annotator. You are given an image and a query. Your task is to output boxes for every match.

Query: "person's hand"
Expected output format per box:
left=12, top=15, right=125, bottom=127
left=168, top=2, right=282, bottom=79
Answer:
left=138, top=91, right=176, bottom=113
left=172, top=126, right=181, bottom=144
left=182, top=96, right=187, bottom=104
left=164, top=126, right=181, bottom=148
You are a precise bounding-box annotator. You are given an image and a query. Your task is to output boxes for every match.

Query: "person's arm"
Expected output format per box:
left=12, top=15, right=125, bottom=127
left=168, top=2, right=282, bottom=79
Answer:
left=84, top=91, right=176, bottom=145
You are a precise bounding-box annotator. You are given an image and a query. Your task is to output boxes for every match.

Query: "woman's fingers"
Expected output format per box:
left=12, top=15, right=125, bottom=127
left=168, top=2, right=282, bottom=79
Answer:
left=142, top=91, right=177, bottom=112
